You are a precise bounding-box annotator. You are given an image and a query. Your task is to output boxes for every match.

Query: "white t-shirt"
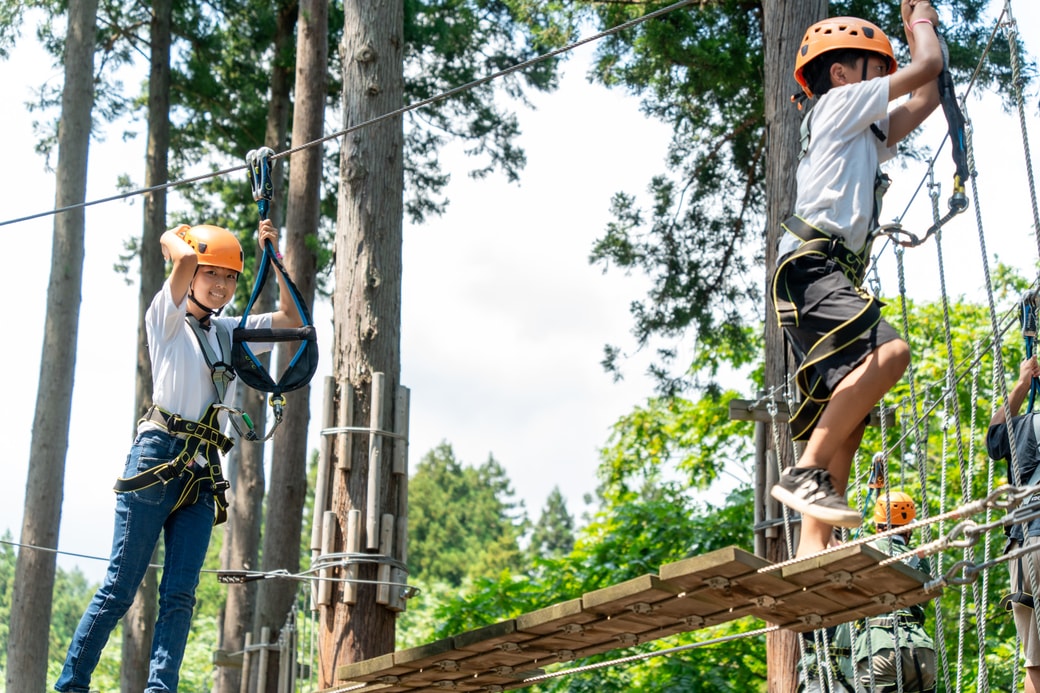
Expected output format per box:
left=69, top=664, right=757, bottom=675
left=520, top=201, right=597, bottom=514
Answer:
left=784, top=76, right=898, bottom=256
left=144, top=279, right=273, bottom=434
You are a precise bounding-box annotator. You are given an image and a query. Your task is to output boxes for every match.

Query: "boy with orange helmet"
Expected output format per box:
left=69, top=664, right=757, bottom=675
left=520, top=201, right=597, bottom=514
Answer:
left=769, top=1, right=943, bottom=558
left=55, top=218, right=302, bottom=693
left=853, top=492, right=935, bottom=692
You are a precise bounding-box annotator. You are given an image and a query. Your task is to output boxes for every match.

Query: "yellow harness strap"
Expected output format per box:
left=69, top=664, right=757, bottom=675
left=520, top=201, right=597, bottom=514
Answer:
left=113, top=404, right=234, bottom=525
left=772, top=217, right=883, bottom=441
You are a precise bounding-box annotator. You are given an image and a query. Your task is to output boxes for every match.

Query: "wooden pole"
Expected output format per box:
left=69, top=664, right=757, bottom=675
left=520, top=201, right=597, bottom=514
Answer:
left=239, top=631, right=253, bottom=693
left=344, top=509, right=361, bottom=605
left=257, top=626, right=272, bottom=690
left=366, top=373, right=386, bottom=550
left=376, top=513, right=394, bottom=605
left=318, top=511, right=337, bottom=608
left=335, top=376, right=353, bottom=472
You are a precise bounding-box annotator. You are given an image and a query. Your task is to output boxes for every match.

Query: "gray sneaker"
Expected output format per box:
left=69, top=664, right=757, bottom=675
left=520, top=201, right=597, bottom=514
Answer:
left=770, top=466, right=861, bottom=528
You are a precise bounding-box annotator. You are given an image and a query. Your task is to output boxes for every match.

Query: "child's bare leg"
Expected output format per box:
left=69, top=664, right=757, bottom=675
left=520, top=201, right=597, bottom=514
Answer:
left=773, top=339, right=909, bottom=539
left=798, top=339, right=910, bottom=472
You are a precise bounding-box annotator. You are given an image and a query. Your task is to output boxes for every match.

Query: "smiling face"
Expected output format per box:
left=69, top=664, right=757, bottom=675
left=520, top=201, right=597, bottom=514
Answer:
left=189, top=265, right=239, bottom=317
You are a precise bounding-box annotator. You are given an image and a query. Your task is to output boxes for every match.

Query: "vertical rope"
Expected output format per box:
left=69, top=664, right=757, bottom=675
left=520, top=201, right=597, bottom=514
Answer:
left=1002, top=0, right=1040, bottom=256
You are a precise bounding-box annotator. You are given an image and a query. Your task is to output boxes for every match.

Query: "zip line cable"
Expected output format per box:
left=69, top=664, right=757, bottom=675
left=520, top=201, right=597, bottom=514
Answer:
left=0, top=0, right=697, bottom=229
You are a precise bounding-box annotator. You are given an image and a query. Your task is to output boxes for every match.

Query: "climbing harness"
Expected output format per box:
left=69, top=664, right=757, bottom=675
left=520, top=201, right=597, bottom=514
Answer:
left=114, top=404, right=235, bottom=525
left=231, top=147, right=320, bottom=439
left=877, top=30, right=971, bottom=248
left=112, top=291, right=246, bottom=524
left=772, top=216, right=884, bottom=441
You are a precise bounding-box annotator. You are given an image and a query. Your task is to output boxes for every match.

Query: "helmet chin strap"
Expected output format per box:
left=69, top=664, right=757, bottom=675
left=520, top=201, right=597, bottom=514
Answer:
left=188, top=272, right=225, bottom=323
left=188, top=292, right=223, bottom=324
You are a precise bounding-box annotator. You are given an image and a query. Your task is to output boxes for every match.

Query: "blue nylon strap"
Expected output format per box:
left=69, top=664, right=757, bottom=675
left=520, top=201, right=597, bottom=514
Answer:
left=234, top=146, right=319, bottom=398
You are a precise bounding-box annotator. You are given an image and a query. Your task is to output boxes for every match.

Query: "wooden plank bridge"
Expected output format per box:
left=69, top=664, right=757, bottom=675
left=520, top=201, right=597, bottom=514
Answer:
left=329, top=542, right=933, bottom=692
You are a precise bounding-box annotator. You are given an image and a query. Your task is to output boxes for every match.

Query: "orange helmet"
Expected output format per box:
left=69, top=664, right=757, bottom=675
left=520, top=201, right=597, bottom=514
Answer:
left=873, top=491, right=916, bottom=526
left=179, top=224, right=244, bottom=273
left=794, top=17, right=897, bottom=98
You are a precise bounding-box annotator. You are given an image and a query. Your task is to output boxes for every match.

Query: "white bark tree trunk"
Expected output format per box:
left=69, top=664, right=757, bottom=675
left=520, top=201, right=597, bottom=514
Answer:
left=7, top=0, right=97, bottom=689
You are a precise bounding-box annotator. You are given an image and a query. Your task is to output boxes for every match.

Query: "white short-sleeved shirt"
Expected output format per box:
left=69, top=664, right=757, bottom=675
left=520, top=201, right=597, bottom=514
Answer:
left=784, top=76, right=898, bottom=256
left=143, top=279, right=273, bottom=439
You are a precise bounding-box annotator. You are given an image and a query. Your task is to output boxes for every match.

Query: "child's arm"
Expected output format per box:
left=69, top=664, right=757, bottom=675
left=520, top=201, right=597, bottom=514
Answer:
left=990, top=356, right=1040, bottom=427
left=886, top=0, right=943, bottom=144
left=258, top=218, right=304, bottom=330
left=161, top=224, right=199, bottom=307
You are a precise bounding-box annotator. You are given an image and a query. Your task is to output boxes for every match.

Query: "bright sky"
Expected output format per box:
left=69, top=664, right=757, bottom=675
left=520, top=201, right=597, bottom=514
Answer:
left=1, top=4, right=1038, bottom=585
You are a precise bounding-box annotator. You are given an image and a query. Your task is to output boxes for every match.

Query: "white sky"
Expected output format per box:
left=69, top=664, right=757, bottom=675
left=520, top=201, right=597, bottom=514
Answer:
left=1, top=4, right=1038, bottom=585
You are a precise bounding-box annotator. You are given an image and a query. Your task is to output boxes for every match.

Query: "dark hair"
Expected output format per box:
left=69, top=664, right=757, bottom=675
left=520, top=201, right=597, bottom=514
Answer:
left=802, top=48, right=874, bottom=97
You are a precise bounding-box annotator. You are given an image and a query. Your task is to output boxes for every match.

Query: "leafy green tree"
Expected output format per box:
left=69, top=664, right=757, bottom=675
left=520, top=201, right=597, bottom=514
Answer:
left=529, top=486, right=576, bottom=560
left=408, top=442, right=526, bottom=587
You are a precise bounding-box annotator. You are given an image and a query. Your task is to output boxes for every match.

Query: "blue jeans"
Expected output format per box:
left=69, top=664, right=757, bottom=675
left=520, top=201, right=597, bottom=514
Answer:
left=55, top=429, right=216, bottom=692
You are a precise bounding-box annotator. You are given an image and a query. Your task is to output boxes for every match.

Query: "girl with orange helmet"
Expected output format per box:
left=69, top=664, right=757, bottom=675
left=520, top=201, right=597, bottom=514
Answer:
left=56, top=217, right=302, bottom=693
left=770, top=0, right=944, bottom=560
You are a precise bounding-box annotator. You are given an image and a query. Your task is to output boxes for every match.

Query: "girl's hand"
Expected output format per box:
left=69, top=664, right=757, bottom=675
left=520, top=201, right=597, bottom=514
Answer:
left=258, top=218, right=280, bottom=252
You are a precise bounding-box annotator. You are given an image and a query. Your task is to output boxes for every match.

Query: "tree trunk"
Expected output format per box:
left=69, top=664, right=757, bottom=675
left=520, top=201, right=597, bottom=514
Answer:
left=216, top=5, right=296, bottom=692
left=320, top=0, right=404, bottom=684
left=254, top=0, right=327, bottom=689
left=761, top=1, right=827, bottom=691
left=5, top=1, right=97, bottom=690
left=121, top=1, right=172, bottom=688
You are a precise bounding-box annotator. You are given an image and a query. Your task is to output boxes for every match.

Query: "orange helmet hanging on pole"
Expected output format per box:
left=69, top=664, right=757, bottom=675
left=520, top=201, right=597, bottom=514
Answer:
left=794, top=17, right=897, bottom=98
left=873, top=491, right=917, bottom=526
left=178, top=224, right=244, bottom=273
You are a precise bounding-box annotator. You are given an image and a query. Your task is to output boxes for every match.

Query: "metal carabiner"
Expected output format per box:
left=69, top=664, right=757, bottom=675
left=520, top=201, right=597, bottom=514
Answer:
left=246, top=147, right=276, bottom=221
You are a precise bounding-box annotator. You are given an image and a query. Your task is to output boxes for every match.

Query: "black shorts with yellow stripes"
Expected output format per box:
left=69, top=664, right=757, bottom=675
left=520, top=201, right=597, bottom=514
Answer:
left=771, top=249, right=901, bottom=441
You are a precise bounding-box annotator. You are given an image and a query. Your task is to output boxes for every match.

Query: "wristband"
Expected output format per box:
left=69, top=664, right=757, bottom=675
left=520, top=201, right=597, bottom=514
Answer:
left=907, top=18, right=934, bottom=32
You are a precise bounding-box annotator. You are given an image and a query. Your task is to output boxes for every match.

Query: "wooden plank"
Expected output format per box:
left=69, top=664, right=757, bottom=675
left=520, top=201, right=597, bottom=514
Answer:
left=658, top=545, right=853, bottom=627
left=450, top=619, right=544, bottom=671
left=581, top=574, right=679, bottom=616
left=453, top=620, right=531, bottom=651
left=515, top=598, right=597, bottom=634
left=777, top=544, right=934, bottom=632
left=392, top=636, right=471, bottom=669
left=336, top=652, right=403, bottom=683
left=659, top=546, right=775, bottom=591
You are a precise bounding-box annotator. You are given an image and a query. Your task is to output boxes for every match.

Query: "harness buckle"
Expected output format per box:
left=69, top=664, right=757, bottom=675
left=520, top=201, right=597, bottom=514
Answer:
left=213, top=479, right=231, bottom=493
left=154, top=463, right=181, bottom=484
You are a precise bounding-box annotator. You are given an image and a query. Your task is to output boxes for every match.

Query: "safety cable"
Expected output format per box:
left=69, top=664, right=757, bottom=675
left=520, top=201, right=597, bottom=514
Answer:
left=0, top=0, right=697, bottom=229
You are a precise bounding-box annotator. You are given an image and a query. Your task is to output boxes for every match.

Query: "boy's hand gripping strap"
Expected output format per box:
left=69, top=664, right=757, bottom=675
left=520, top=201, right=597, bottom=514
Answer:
left=234, top=147, right=320, bottom=438
left=1023, top=291, right=1040, bottom=412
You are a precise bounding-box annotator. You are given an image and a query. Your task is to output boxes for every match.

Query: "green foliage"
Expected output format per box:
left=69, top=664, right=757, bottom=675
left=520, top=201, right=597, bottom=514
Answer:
left=528, top=486, right=576, bottom=560
left=586, top=0, right=1029, bottom=393
left=408, top=442, right=526, bottom=587
left=401, top=0, right=575, bottom=221
left=597, top=390, right=755, bottom=502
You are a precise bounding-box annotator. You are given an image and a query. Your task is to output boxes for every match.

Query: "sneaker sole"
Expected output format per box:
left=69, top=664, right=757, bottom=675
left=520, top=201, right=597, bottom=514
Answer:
left=770, top=485, right=862, bottom=528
